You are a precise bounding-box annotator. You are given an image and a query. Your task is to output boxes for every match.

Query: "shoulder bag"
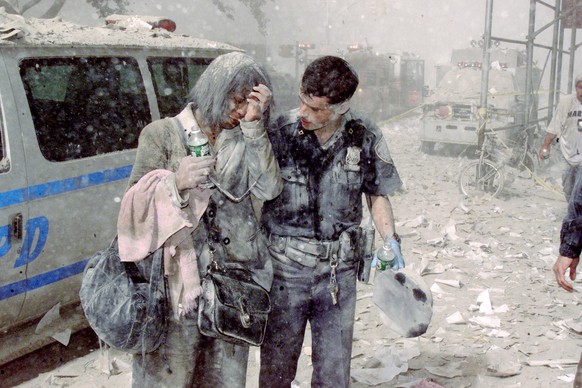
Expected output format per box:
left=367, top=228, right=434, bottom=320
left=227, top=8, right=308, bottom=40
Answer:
left=197, top=201, right=271, bottom=347
left=198, top=259, right=271, bottom=346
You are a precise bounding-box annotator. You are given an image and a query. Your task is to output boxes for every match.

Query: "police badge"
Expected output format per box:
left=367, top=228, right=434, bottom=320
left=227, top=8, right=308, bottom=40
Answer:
left=344, top=146, right=361, bottom=171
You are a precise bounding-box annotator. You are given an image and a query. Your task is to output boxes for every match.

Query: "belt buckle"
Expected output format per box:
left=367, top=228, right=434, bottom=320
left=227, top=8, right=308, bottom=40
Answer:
left=311, top=240, right=330, bottom=260
left=302, top=238, right=330, bottom=260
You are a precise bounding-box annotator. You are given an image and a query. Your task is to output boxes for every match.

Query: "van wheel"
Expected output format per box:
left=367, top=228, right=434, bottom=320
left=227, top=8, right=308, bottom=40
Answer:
left=420, top=141, right=435, bottom=154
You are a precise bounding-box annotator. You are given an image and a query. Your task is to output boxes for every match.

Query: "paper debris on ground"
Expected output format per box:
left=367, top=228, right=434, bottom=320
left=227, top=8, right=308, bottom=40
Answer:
left=52, top=328, right=72, bottom=346
left=442, top=221, right=459, bottom=241
left=486, top=348, right=522, bottom=377
left=487, top=329, right=511, bottom=338
left=477, top=289, right=493, bottom=314
left=400, top=215, right=427, bottom=228
left=351, top=364, right=408, bottom=385
left=430, top=283, right=449, bottom=296
left=560, top=315, right=582, bottom=334
left=420, top=257, right=446, bottom=275
left=558, top=373, right=575, bottom=383
left=446, top=311, right=465, bottom=324
left=434, top=279, right=462, bottom=288
left=469, top=316, right=501, bottom=328
left=525, top=359, right=580, bottom=367
left=395, top=378, right=444, bottom=388
left=350, top=345, right=417, bottom=385
left=35, top=303, right=61, bottom=335
left=425, top=361, right=464, bottom=378
left=426, top=237, right=445, bottom=246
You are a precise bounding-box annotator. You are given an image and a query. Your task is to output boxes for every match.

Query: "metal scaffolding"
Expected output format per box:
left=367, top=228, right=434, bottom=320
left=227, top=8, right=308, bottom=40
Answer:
left=481, top=0, right=582, bottom=130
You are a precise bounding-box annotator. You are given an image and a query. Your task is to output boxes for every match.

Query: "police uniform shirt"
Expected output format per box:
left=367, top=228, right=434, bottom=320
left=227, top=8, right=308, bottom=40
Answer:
left=261, top=110, right=403, bottom=241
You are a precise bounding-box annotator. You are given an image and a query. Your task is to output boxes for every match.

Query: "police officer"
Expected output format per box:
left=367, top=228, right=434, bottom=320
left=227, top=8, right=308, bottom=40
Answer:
left=259, top=56, right=404, bottom=387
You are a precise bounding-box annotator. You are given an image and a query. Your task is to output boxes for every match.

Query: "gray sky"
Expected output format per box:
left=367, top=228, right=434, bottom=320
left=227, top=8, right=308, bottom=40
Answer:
left=56, top=0, right=577, bottom=89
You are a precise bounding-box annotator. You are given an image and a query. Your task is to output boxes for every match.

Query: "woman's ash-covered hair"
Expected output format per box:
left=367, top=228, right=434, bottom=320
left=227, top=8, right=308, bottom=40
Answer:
left=301, top=56, right=359, bottom=105
left=187, top=51, right=273, bottom=130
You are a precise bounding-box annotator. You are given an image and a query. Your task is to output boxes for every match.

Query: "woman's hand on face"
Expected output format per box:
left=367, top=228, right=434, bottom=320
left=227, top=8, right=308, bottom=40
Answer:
left=175, top=155, right=215, bottom=191
left=244, top=84, right=272, bottom=122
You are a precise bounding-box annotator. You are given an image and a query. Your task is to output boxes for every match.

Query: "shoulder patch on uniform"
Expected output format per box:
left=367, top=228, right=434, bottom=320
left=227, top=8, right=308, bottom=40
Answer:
left=375, top=137, right=394, bottom=164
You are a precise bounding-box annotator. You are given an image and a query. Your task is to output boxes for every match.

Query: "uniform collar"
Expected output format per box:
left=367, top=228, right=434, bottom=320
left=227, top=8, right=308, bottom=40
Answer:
left=320, top=114, right=349, bottom=151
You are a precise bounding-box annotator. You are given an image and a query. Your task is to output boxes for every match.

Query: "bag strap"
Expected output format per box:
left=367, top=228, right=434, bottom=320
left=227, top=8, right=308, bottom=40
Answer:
left=109, top=235, right=148, bottom=283
left=142, top=246, right=166, bottom=369
left=147, top=247, right=164, bottom=289
left=171, top=116, right=190, bottom=153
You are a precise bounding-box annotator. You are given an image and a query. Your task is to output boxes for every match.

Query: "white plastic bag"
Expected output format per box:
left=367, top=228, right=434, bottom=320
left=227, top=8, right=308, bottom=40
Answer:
left=373, top=268, right=433, bottom=337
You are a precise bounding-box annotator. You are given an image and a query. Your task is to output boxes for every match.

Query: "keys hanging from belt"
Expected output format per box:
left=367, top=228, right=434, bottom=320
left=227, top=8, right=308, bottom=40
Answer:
left=328, top=254, right=339, bottom=305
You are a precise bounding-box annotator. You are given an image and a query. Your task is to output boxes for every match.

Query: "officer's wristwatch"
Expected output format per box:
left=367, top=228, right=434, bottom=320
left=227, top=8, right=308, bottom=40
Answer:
left=391, top=232, right=401, bottom=244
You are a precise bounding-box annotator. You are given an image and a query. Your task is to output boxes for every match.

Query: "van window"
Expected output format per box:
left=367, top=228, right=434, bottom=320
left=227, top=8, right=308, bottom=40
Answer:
left=148, top=57, right=212, bottom=118
left=21, top=57, right=150, bottom=162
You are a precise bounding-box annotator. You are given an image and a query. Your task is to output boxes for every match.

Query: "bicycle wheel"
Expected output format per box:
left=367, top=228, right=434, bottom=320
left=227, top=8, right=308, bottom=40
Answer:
left=458, top=160, right=504, bottom=198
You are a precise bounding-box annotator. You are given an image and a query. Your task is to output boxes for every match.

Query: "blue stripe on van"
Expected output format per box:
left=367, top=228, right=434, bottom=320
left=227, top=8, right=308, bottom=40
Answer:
left=0, top=165, right=133, bottom=209
left=0, top=259, right=88, bottom=301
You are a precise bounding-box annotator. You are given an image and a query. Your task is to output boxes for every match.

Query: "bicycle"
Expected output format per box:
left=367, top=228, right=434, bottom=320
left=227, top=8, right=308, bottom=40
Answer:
left=458, top=125, right=539, bottom=198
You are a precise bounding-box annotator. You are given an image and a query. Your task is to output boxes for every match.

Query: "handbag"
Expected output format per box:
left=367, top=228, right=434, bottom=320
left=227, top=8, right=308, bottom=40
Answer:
left=79, top=238, right=168, bottom=354
left=198, top=260, right=271, bottom=346
left=197, top=199, right=271, bottom=346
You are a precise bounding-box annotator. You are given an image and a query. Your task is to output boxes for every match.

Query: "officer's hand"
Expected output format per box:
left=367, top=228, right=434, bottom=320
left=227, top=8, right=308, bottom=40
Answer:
left=175, top=155, right=215, bottom=191
left=388, top=239, right=406, bottom=270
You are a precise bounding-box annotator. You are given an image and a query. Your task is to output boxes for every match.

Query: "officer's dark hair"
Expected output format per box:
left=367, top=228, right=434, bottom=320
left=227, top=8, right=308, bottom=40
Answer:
left=301, top=56, right=359, bottom=105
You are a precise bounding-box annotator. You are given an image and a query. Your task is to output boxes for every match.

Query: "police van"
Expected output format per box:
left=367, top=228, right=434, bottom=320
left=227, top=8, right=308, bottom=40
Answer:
left=0, top=11, right=238, bottom=364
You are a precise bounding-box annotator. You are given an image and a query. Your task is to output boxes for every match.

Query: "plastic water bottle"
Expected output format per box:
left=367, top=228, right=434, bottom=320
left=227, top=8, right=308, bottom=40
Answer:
left=375, top=241, right=396, bottom=272
left=187, top=126, right=215, bottom=188
left=187, top=126, right=210, bottom=157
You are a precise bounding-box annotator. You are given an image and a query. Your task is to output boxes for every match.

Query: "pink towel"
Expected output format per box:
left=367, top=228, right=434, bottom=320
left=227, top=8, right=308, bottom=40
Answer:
left=117, top=169, right=212, bottom=315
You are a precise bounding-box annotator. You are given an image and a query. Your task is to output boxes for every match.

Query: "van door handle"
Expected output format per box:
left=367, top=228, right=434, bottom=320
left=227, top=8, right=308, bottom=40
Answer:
left=12, top=213, right=23, bottom=240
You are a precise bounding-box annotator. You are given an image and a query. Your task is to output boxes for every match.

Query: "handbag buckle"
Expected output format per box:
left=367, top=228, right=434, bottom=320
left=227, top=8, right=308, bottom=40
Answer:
left=238, top=297, right=251, bottom=328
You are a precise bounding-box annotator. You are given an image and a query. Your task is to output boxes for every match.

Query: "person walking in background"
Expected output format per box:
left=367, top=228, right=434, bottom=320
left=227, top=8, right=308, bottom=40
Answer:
left=538, top=73, right=582, bottom=203
left=117, top=52, right=282, bottom=387
left=259, top=55, right=404, bottom=387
